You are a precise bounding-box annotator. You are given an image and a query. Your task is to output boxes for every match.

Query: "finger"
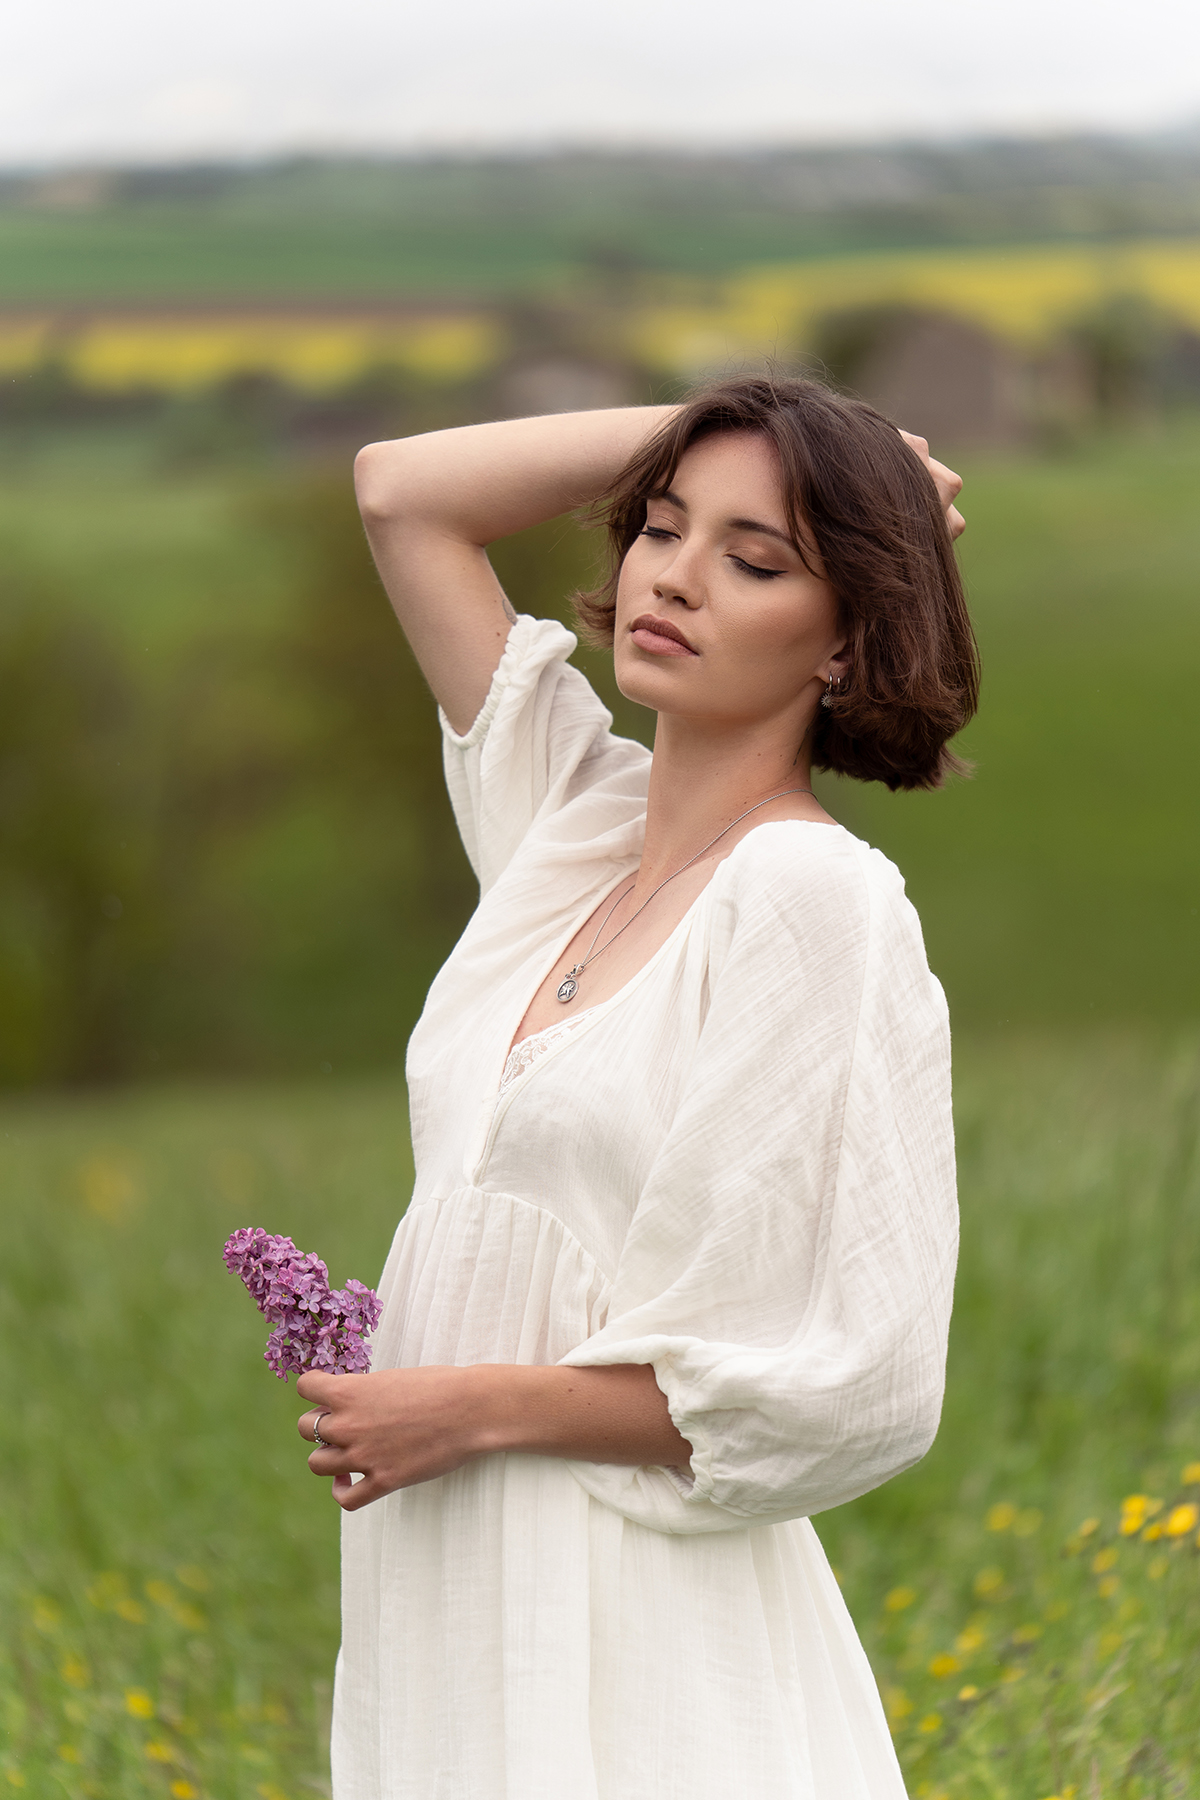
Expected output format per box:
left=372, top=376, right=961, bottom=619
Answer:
left=307, top=1442, right=354, bottom=1476
left=926, top=455, right=964, bottom=502
left=298, top=1407, right=340, bottom=1444
left=296, top=1370, right=339, bottom=1405
left=333, top=1471, right=382, bottom=1512
left=898, top=429, right=929, bottom=458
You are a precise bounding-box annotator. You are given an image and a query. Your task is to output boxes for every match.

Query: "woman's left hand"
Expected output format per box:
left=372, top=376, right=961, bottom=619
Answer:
left=297, top=1366, right=497, bottom=1512
left=899, top=431, right=966, bottom=539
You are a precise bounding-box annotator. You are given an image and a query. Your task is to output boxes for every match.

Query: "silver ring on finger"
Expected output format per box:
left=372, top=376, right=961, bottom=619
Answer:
left=312, top=1411, right=333, bottom=1450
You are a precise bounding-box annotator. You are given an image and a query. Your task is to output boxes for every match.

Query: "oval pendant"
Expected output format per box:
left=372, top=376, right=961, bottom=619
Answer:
left=556, top=975, right=579, bottom=1003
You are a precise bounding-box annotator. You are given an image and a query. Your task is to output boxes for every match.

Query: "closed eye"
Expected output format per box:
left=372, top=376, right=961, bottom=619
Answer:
left=729, top=555, right=785, bottom=579
left=641, top=526, right=678, bottom=542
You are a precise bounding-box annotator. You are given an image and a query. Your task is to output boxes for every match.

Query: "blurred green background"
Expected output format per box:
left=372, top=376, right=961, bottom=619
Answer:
left=3, top=146, right=1199, bottom=1800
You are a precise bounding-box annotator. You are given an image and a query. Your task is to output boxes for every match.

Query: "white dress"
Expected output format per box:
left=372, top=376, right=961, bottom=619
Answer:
left=332, top=615, right=958, bottom=1800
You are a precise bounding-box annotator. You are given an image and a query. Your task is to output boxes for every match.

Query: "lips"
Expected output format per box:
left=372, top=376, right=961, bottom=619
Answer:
left=629, top=614, right=698, bottom=656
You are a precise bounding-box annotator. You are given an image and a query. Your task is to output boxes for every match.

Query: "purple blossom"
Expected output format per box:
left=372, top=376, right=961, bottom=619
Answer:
left=223, top=1227, right=381, bottom=1380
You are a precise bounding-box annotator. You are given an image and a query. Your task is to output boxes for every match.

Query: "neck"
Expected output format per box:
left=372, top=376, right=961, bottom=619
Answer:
left=636, top=709, right=820, bottom=887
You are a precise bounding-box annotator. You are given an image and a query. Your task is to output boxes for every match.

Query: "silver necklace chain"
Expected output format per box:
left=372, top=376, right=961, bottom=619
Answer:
left=555, top=787, right=814, bottom=1003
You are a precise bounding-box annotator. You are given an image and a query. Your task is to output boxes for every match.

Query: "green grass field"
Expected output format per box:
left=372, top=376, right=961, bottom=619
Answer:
left=2, top=1030, right=1198, bottom=1798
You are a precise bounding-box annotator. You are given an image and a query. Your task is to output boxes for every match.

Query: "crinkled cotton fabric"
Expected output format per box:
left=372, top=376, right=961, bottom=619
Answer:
left=331, top=614, right=958, bottom=1800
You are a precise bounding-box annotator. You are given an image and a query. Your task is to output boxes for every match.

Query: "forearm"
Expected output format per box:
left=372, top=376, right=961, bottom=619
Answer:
left=297, top=1359, right=693, bottom=1511
left=474, top=1361, right=693, bottom=1467
left=354, top=406, right=676, bottom=546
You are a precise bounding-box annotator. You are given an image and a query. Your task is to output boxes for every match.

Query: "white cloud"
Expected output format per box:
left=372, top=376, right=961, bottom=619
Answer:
left=2, top=0, right=1199, bottom=164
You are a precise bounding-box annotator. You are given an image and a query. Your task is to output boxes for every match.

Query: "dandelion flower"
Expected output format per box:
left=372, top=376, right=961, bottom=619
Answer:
left=145, top=1742, right=174, bottom=1764
left=883, top=1586, right=917, bottom=1613
left=955, top=1624, right=986, bottom=1653
left=1012, top=1623, right=1043, bottom=1644
left=57, top=1747, right=81, bottom=1765
left=985, top=1502, right=1016, bottom=1532
left=973, top=1567, right=1005, bottom=1599
left=1091, top=1547, right=1118, bottom=1573
left=1181, top=1461, right=1200, bottom=1485
left=928, top=1653, right=960, bottom=1678
left=59, top=1656, right=89, bottom=1689
left=917, top=1713, right=943, bottom=1734
left=1163, top=1503, right=1198, bottom=1537
left=957, top=1685, right=979, bottom=1701
left=170, top=1784, right=199, bottom=1799
left=1077, top=1517, right=1100, bottom=1538
left=125, top=1690, right=155, bottom=1720
left=1097, top=1575, right=1119, bottom=1599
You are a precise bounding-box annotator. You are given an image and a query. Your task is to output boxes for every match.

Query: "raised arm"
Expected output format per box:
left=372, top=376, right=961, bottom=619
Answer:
left=354, top=407, right=676, bottom=735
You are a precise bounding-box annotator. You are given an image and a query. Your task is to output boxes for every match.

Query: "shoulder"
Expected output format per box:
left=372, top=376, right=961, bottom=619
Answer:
left=706, top=821, right=925, bottom=971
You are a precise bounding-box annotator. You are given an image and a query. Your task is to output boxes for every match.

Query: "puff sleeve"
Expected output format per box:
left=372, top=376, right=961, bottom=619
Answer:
left=440, top=614, right=649, bottom=897
left=559, top=824, right=958, bottom=1535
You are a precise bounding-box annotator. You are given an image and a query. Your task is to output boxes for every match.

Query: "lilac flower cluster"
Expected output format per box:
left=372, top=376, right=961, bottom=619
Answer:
left=222, top=1227, right=381, bottom=1381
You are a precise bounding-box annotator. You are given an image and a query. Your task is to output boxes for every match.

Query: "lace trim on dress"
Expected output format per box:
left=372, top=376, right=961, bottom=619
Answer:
left=499, top=1005, right=602, bottom=1094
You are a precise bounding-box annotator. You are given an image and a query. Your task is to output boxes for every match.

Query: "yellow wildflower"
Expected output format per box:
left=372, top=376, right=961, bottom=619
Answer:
left=1119, top=1494, right=1158, bottom=1534
left=1097, top=1575, right=1120, bottom=1599
left=1012, top=1623, right=1043, bottom=1644
left=172, top=1604, right=207, bottom=1632
left=957, top=1685, right=979, bottom=1701
left=1141, top=1522, right=1164, bottom=1541
left=5, top=1772, right=27, bottom=1788
left=85, top=1573, right=126, bottom=1610
left=1099, top=1630, right=1122, bottom=1654
left=973, top=1567, right=1005, bottom=1599
left=999, top=1665, right=1025, bottom=1684
left=145, top=1742, right=174, bottom=1764
left=116, top=1598, right=147, bottom=1624
left=1181, top=1461, right=1200, bottom=1485
left=145, top=1579, right=176, bottom=1608
left=256, top=1786, right=289, bottom=1800
left=955, top=1624, right=986, bottom=1653
left=1163, top=1503, right=1198, bottom=1537
left=125, top=1689, right=155, bottom=1719
left=1091, top=1547, right=1118, bottom=1573
left=917, top=1713, right=943, bottom=1734
left=170, top=1784, right=199, bottom=1799
left=884, top=1687, right=913, bottom=1722
left=928, top=1653, right=960, bottom=1678
left=1078, top=1517, right=1100, bottom=1538
left=57, top=1747, right=81, bottom=1765
left=884, top=1585, right=917, bottom=1613
left=60, top=1655, right=90, bottom=1688
left=985, top=1502, right=1017, bottom=1531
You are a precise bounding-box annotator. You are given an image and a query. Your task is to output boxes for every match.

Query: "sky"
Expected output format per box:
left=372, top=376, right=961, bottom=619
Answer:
left=3, top=0, right=1200, bottom=166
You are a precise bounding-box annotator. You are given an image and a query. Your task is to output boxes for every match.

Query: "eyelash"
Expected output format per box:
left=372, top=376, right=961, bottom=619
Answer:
left=640, top=527, right=784, bottom=581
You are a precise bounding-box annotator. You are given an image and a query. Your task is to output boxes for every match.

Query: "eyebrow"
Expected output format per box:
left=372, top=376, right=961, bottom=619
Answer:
left=657, top=488, right=797, bottom=553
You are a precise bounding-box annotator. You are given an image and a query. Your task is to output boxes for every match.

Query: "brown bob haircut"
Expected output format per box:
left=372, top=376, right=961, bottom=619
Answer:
left=575, top=374, right=980, bottom=791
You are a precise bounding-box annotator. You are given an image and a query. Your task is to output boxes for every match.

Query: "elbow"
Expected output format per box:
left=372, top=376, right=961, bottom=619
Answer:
left=353, top=441, right=396, bottom=527
left=353, top=439, right=423, bottom=530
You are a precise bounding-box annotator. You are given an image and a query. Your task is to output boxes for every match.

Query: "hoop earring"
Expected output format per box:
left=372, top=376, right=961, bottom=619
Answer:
left=820, top=674, right=837, bottom=710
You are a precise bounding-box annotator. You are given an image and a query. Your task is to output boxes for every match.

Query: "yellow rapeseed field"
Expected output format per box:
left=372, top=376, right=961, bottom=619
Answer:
left=1, top=235, right=1198, bottom=394
left=630, top=236, right=1200, bottom=373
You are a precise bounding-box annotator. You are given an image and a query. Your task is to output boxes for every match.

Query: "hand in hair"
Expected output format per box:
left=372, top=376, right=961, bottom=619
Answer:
left=899, top=431, right=966, bottom=539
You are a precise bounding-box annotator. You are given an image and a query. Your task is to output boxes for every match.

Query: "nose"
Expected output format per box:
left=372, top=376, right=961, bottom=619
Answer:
left=651, top=541, right=704, bottom=608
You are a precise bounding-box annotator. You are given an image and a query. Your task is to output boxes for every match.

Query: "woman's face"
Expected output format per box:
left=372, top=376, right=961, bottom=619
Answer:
left=612, top=430, right=846, bottom=734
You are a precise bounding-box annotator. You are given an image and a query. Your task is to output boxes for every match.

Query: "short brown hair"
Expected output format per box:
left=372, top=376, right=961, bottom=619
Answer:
left=575, top=373, right=980, bottom=791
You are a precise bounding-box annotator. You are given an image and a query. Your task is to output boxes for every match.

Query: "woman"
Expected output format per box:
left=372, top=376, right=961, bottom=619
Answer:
left=296, top=375, right=975, bottom=1799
